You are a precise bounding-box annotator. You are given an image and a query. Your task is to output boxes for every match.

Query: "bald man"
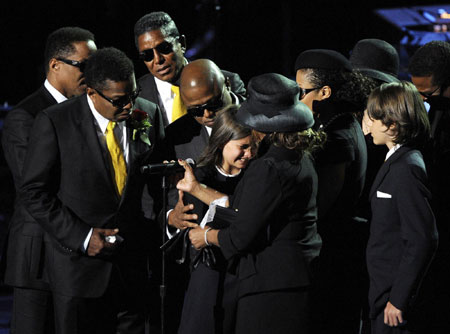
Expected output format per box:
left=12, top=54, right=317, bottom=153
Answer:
left=165, top=59, right=245, bottom=161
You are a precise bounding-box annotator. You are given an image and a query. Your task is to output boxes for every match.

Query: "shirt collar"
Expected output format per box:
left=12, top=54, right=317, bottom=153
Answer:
left=44, top=79, right=68, bottom=103
left=385, top=143, right=402, bottom=161
left=87, top=95, right=117, bottom=134
left=154, top=76, right=174, bottom=94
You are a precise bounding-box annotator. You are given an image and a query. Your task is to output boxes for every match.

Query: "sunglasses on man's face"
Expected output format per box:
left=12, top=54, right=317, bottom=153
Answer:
left=186, top=89, right=225, bottom=117
left=57, top=57, right=86, bottom=72
left=418, top=86, right=441, bottom=100
left=95, top=87, right=141, bottom=109
left=139, top=40, right=175, bottom=62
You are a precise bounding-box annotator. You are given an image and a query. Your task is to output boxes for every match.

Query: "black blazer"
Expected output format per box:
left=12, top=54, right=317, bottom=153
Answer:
left=366, top=146, right=438, bottom=318
left=19, top=95, right=164, bottom=298
left=1, top=85, right=57, bottom=289
left=138, top=69, right=246, bottom=127
left=217, top=144, right=322, bottom=298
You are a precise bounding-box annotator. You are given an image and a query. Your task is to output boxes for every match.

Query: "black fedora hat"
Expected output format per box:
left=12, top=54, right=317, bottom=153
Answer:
left=349, top=39, right=400, bottom=83
left=236, top=73, right=314, bottom=133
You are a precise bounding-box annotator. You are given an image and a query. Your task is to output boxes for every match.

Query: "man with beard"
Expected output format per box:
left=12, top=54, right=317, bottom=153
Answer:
left=18, top=47, right=164, bottom=334
left=409, top=40, right=450, bottom=333
left=1, top=27, right=97, bottom=334
left=134, top=11, right=245, bottom=127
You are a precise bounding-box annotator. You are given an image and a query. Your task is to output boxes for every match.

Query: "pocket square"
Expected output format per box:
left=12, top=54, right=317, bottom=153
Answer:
left=377, top=191, right=392, bottom=198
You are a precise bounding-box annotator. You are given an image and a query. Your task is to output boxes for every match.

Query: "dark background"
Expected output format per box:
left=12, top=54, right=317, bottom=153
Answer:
left=1, top=0, right=448, bottom=105
left=0, top=0, right=448, bottom=221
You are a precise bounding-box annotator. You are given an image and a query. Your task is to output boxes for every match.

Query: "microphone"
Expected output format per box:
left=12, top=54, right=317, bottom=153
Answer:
left=140, top=158, right=196, bottom=175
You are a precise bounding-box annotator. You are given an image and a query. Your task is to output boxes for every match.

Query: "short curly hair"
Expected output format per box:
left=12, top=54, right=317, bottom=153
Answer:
left=134, top=11, right=180, bottom=49
left=408, top=41, right=450, bottom=87
left=44, top=27, right=95, bottom=74
left=84, top=47, right=134, bottom=91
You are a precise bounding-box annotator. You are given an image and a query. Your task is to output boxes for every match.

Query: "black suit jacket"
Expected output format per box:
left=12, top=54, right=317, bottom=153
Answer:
left=2, top=85, right=57, bottom=289
left=138, top=69, right=246, bottom=127
left=19, top=95, right=164, bottom=298
left=366, top=146, right=438, bottom=318
left=217, top=144, right=322, bottom=298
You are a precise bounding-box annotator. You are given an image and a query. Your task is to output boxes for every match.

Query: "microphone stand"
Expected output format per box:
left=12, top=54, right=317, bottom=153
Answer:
left=160, top=174, right=168, bottom=334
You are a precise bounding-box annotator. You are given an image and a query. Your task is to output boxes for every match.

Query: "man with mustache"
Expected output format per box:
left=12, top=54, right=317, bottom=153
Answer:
left=1, top=26, right=97, bottom=334
left=134, top=11, right=245, bottom=127
left=18, top=47, right=164, bottom=334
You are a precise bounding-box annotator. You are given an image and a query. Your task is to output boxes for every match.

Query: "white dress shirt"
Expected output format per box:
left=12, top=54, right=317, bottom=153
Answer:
left=385, top=143, right=402, bottom=161
left=44, top=79, right=68, bottom=103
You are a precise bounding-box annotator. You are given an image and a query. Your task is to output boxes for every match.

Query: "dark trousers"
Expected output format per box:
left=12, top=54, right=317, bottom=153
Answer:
left=311, top=229, right=368, bottom=334
left=52, top=267, right=146, bottom=334
left=234, top=287, right=310, bottom=334
left=10, top=287, right=54, bottom=334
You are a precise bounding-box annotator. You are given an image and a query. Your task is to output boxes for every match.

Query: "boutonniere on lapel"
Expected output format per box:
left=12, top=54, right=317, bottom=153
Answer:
left=127, top=108, right=152, bottom=146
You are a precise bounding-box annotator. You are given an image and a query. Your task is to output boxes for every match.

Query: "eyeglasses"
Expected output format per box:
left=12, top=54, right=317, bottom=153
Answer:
left=57, top=57, right=86, bottom=72
left=418, top=86, right=440, bottom=100
left=139, top=38, right=177, bottom=62
left=186, top=87, right=225, bottom=117
left=299, top=86, right=320, bottom=99
left=95, top=87, right=141, bottom=108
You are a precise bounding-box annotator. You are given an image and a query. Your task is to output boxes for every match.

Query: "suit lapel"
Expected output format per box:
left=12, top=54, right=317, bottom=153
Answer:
left=369, top=146, right=411, bottom=198
left=76, top=96, right=118, bottom=198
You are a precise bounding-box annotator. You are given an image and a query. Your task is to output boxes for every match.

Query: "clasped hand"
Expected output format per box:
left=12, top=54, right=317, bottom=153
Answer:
left=87, top=228, right=120, bottom=256
left=189, top=225, right=208, bottom=250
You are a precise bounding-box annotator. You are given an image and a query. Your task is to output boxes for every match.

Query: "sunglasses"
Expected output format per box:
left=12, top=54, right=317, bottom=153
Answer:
left=299, top=87, right=320, bottom=99
left=57, top=57, right=86, bottom=72
left=95, top=87, right=141, bottom=108
left=139, top=39, right=176, bottom=62
left=418, top=86, right=440, bottom=100
left=187, top=88, right=225, bottom=117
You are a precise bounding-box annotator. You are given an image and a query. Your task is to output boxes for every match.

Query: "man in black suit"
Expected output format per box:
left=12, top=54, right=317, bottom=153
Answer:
left=409, top=41, right=450, bottom=333
left=134, top=11, right=246, bottom=127
left=1, top=27, right=97, bottom=334
left=19, top=47, right=164, bottom=334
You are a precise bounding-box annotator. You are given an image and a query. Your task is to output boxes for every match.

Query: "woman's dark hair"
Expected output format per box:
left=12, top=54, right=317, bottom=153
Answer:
left=269, top=128, right=326, bottom=157
left=197, top=105, right=252, bottom=168
left=367, top=81, right=431, bottom=147
left=302, top=68, right=374, bottom=110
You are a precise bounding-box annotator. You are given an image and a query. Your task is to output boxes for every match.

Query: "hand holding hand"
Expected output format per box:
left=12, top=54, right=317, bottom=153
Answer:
left=87, top=228, right=119, bottom=256
left=168, top=190, right=199, bottom=230
left=384, top=301, right=403, bottom=327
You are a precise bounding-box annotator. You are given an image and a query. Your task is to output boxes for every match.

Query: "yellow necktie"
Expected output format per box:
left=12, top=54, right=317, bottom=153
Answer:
left=171, top=85, right=187, bottom=122
left=106, top=121, right=127, bottom=196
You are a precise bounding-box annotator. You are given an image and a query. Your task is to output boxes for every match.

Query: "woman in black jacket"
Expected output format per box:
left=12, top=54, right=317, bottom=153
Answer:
left=295, top=49, right=371, bottom=334
left=177, top=73, right=324, bottom=334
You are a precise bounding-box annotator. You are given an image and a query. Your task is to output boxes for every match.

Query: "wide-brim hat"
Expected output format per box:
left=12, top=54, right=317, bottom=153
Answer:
left=349, top=39, right=400, bottom=83
left=236, top=73, right=314, bottom=133
left=295, top=49, right=353, bottom=72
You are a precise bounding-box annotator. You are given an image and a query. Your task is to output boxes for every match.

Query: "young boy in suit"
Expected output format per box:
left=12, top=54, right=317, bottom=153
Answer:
left=364, top=81, right=438, bottom=334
